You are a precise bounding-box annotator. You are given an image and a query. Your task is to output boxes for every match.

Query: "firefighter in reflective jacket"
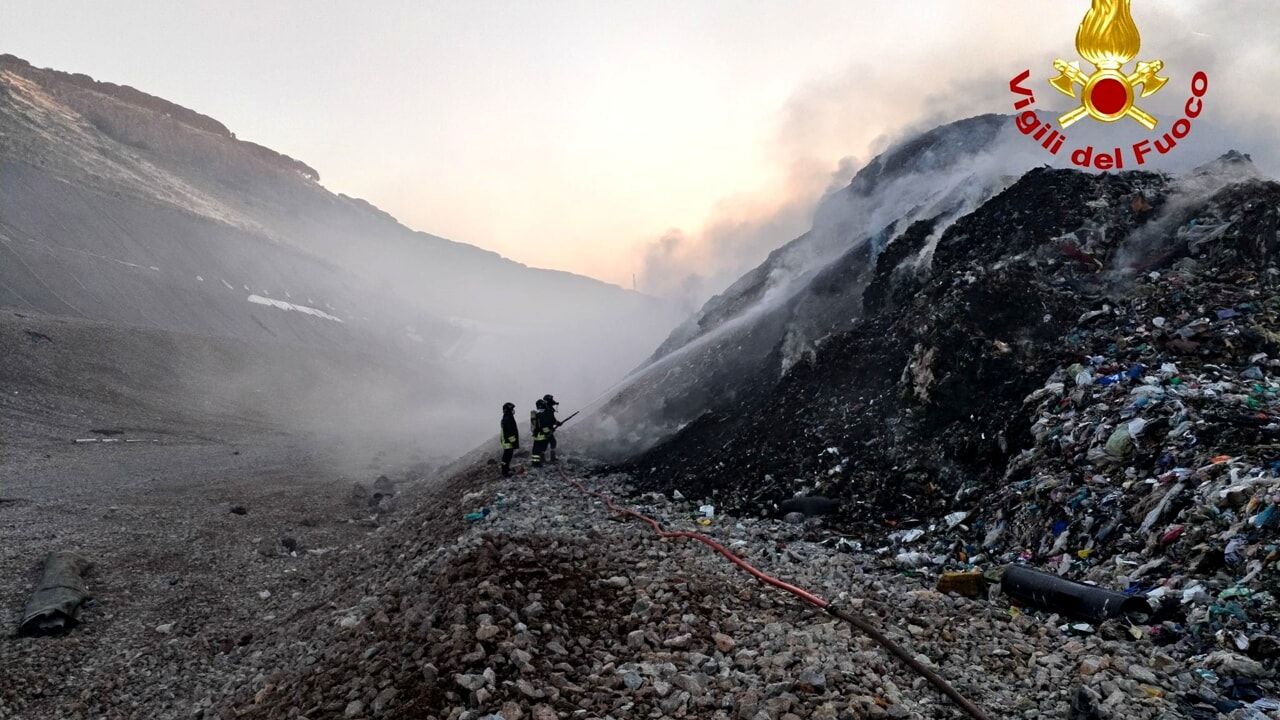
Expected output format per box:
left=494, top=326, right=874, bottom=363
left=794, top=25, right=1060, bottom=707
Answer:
left=542, top=394, right=561, bottom=462
left=499, top=402, right=519, bottom=476
left=530, top=398, right=550, bottom=468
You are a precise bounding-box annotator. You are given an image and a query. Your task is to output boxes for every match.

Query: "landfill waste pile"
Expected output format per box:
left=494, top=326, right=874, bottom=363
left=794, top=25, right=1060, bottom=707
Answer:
left=621, top=156, right=1279, bottom=712
left=956, top=177, right=1280, bottom=717
left=629, top=156, right=1274, bottom=523
left=573, top=114, right=1030, bottom=458
left=212, top=468, right=1265, bottom=720
left=626, top=165, right=1175, bottom=515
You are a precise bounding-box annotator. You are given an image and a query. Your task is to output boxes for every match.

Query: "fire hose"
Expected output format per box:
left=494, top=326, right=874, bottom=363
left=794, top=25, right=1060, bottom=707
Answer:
left=551, top=463, right=993, bottom=720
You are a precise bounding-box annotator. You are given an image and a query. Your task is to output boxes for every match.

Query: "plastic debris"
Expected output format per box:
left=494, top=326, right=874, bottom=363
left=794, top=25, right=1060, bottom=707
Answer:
left=19, top=552, right=93, bottom=635
left=936, top=571, right=987, bottom=598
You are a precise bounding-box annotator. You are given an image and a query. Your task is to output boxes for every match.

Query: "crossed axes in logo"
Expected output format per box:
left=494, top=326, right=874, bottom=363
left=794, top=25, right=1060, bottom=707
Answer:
left=1051, top=59, right=1168, bottom=130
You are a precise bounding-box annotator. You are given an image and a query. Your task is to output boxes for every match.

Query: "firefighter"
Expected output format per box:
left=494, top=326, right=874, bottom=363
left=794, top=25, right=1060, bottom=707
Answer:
left=530, top=398, right=549, bottom=468
left=499, top=402, right=519, bottom=476
left=542, top=394, right=561, bottom=462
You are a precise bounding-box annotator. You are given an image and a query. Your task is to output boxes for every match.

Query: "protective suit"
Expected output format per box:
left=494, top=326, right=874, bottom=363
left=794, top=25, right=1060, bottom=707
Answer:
left=499, top=402, right=519, bottom=476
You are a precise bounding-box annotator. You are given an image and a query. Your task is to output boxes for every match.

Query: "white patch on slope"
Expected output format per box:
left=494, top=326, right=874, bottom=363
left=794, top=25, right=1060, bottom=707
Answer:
left=246, top=294, right=343, bottom=323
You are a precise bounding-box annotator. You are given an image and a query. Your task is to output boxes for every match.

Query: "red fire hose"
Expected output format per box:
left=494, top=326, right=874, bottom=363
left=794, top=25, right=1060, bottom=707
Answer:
left=555, top=468, right=993, bottom=720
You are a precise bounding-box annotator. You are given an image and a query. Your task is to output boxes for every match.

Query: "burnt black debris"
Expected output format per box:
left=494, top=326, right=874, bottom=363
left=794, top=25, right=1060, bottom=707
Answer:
left=626, top=159, right=1279, bottom=685
left=778, top=496, right=840, bottom=517
left=629, top=167, right=1176, bottom=521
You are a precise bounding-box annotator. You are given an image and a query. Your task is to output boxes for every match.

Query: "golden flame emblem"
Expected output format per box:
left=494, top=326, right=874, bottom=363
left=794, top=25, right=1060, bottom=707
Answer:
left=1050, top=0, right=1168, bottom=130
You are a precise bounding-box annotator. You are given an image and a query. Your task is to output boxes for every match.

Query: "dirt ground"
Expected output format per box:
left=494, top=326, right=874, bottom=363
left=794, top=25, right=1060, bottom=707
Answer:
left=0, top=310, right=451, bottom=719
left=0, top=420, right=424, bottom=716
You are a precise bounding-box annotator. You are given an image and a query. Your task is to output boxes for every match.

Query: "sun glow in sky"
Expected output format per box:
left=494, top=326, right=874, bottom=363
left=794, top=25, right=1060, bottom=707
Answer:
left=4, top=1, right=1271, bottom=294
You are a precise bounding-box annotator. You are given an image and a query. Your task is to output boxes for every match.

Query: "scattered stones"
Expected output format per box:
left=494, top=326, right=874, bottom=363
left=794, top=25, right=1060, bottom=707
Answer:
left=713, top=632, right=736, bottom=653
left=662, top=633, right=692, bottom=649
left=795, top=669, right=826, bottom=694
left=456, top=673, right=487, bottom=692
left=1127, top=663, right=1158, bottom=685
left=349, top=483, right=369, bottom=506
left=21, top=430, right=1262, bottom=718
left=203, top=465, right=1280, bottom=720
left=372, top=475, right=395, bottom=495
left=620, top=671, right=643, bottom=690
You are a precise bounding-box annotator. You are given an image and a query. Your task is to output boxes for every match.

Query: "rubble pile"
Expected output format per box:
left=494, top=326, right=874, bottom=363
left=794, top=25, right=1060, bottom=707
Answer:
left=240, top=531, right=696, bottom=719
left=221, top=471, right=1232, bottom=720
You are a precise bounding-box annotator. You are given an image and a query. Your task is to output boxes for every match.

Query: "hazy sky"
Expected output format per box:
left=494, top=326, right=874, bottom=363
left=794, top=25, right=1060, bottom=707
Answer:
left=3, top=1, right=1272, bottom=293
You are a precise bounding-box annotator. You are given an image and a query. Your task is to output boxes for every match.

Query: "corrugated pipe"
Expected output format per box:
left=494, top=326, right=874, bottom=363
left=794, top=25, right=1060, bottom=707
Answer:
left=1001, top=564, right=1151, bottom=623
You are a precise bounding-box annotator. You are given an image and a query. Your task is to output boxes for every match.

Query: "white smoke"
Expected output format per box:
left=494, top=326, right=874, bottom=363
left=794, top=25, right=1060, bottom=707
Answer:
left=582, top=123, right=1273, bottom=458
left=1113, top=152, right=1266, bottom=271
left=634, top=0, right=1280, bottom=308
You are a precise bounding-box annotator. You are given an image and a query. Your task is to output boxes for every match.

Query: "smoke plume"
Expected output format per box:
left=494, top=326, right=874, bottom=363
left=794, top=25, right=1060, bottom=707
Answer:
left=634, top=0, right=1280, bottom=308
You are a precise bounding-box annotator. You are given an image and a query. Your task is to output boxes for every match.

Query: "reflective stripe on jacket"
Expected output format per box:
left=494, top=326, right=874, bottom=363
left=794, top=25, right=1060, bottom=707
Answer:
left=501, top=413, right=519, bottom=449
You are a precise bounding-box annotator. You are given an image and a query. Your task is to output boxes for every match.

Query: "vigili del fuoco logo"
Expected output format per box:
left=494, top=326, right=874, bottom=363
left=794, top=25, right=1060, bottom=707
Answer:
left=1008, top=0, right=1208, bottom=169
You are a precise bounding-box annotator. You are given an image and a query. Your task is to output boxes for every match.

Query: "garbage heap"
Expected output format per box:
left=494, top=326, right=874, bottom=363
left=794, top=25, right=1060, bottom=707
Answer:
left=633, top=156, right=1279, bottom=708
left=968, top=192, right=1277, bottom=652
left=629, top=166, right=1178, bottom=521
left=874, top=172, right=1280, bottom=714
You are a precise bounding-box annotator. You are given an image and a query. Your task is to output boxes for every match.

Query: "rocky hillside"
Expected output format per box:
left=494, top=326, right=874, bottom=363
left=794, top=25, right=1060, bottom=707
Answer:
left=0, top=54, right=681, bottom=456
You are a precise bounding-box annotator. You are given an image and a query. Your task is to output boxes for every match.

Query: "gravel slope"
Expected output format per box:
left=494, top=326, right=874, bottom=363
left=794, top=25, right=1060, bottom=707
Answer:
left=0, top=433, right=421, bottom=720
left=213, top=461, right=1255, bottom=720
left=1, top=306, right=444, bottom=719
left=6, top=440, right=1274, bottom=719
